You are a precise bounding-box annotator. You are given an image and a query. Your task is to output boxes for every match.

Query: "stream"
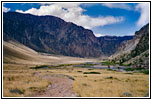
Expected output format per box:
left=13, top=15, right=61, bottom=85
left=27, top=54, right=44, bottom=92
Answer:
left=74, top=62, right=130, bottom=72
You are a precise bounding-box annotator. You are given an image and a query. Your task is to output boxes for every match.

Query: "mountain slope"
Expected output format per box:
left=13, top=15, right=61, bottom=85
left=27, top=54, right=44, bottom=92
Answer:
left=110, top=24, right=149, bottom=67
left=3, top=41, right=95, bottom=65
left=98, top=36, right=133, bottom=56
left=3, top=12, right=103, bottom=58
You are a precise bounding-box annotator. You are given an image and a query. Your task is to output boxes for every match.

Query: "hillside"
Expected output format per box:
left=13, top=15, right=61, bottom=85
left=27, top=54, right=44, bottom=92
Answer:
left=3, top=12, right=103, bottom=58
left=3, top=12, right=134, bottom=58
left=98, top=36, right=133, bottom=56
left=3, top=41, right=96, bottom=65
left=110, top=24, right=149, bottom=67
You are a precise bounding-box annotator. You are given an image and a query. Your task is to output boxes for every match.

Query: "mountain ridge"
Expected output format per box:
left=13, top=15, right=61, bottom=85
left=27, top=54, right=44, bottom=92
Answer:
left=98, top=36, right=133, bottom=56
left=3, top=12, right=103, bottom=57
left=110, top=23, right=149, bottom=67
left=3, top=12, right=142, bottom=58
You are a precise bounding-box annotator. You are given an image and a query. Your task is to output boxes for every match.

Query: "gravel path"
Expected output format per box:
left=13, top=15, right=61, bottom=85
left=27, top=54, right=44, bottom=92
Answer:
left=31, top=73, right=78, bottom=97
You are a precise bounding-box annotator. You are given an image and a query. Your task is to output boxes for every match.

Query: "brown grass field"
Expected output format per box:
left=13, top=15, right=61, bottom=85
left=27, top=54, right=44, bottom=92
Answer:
left=3, top=41, right=149, bottom=97
left=3, top=63, right=149, bottom=97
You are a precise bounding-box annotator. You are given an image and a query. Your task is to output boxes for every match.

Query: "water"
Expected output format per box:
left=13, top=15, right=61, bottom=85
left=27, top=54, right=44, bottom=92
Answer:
left=74, top=62, right=129, bottom=71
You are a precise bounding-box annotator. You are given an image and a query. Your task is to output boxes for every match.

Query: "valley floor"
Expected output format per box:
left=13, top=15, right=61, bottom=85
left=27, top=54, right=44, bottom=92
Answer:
left=3, top=63, right=149, bottom=97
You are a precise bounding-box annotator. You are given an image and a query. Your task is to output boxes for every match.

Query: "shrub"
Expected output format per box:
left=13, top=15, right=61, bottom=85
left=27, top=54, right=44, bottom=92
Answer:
left=10, top=89, right=24, bottom=94
left=144, top=92, right=149, bottom=97
left=141, top=70, right=149, bottom=74
left=77, top=71, right=83, bottom=73
left=30, top=65, right=49, bottom=69
left=88, top=69, right=94, bottom=70
left=120, top=92, right=133, bottom=97
left=124, top=67, right=144, bottom=71
left=83, top=72, right=101, bottom=74
left=101, top=61, right=116, bottom=66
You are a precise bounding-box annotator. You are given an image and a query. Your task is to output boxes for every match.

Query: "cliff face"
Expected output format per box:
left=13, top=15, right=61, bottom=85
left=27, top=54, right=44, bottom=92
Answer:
left=3, top=12, right=103, bottom=57
left=98, top=36, right=133, bottom=56
left=111, top=24, right=149, bottom=67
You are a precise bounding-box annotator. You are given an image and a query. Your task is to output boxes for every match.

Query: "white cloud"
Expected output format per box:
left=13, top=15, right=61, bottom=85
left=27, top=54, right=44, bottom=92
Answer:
left=3, top=6, right=10, bottom=12
left=94, top=33, right=104, bottom=37
left=102, top=3, right=132, bottom=10
left=16, top=3, right=124, bottom=29
left=136, top=3, right=149, bottom=26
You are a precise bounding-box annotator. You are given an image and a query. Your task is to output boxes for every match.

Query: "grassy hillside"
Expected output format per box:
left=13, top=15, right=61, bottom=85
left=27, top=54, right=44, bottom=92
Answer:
left=3, top=41, right=36, bottom=63
left=3, top=41, right=95, bottom=65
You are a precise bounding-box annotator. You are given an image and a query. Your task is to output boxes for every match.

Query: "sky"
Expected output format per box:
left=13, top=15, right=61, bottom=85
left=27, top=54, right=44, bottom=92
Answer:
left=3, top=2, right=150, bottom=37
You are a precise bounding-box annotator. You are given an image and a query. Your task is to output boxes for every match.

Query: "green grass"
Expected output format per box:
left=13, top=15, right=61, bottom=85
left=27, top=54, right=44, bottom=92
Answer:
left=88, top=69, right=94, bottom=70
left=30, top=63, right=78, bottom=69
left=124, top=67, right=144, bottom=71
left=124, top=67, right=149, bottom=74
left=101, top=61, right=132, bottom=66
left=101, top=61, right=116, bottom=66
left=81, top=63, right=97, bottom=66
left=141, top=70, right=149, bottom=75
left=121, top=63, right=132, bottom=66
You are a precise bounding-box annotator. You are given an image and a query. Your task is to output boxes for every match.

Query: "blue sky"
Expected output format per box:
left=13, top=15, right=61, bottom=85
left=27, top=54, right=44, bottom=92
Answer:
left=3, top=3, right=149, bottom=36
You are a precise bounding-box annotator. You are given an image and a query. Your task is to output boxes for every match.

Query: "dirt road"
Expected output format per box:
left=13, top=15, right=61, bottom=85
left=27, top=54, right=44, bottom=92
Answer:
left=31, top=74, right=78, bottom=97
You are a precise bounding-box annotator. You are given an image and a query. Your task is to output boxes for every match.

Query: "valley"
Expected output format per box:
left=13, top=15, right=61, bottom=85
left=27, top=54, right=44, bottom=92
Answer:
left=3, top=41, right=149, bottom=97
left=2, top=11, right=149, bottom=98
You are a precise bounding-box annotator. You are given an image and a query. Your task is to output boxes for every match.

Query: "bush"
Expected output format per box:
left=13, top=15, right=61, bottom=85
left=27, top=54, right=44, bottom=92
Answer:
left=83, top=72, right=101, bottom=74
left=120, top=92, right=133, bottom=97
left=10, top=89, right=24, bottom=94
left=77, top=71, right=83, bottom=73
left=124, top=67, right=144, bottom=71
left=101, top=61, right=115, bottom=66
left=88, top=69, right=94, bottom=70
left=141, top=70, right=149, bottom=74
left=144, top=92, right=149, bottom=97
left=30, top=65, right=49, bottom=69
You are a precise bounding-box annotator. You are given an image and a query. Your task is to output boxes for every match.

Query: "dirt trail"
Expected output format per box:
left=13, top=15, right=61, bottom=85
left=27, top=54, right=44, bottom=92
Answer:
left=31, top=73, right=78, bottom=97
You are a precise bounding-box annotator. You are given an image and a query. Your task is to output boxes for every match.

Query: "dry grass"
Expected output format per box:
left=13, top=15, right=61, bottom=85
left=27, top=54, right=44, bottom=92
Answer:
left=40, top=67, right=149, bottom=97
left=3, top=41, right=149, bottom=97
left=3, top=64, right=50, bottom=97
left=3, top=64, right=149, bottom=97
left=3, top=41, right=96, bottom=65
left=72, top=70, right=149, bottom=97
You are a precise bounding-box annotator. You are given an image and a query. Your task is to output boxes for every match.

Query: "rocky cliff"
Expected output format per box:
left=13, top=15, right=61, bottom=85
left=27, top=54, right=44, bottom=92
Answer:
left=98, top=36, right=133, bottom=56
left=110, top=24, right=149, bottom=67
left=3, top=12, right=103, bottom=57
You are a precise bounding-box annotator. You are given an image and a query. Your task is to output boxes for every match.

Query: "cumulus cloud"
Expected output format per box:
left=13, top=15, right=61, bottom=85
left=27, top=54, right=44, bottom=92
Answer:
left=16, top=3, right=124, bottom=29
left=102, top=3, right=132, bottom=10
left=3, top=6, right=10, bottom=12
left=94, top=33, right=104, bottom=37
left=136, top=3, right=149, bottom=26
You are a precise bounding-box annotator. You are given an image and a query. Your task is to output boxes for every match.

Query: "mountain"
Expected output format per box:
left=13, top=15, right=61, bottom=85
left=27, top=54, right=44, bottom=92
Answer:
left=110, top=24, right=149, bottom=67
left=98, top=36, right=133, bottom=56
left=3, top=12, right=138, bottom=58
left=3, top=12, right=103, bottom=58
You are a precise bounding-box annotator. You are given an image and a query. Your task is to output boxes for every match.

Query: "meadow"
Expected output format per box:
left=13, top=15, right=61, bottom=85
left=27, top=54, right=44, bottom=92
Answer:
left=3, top=63, right=149, bottom=97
